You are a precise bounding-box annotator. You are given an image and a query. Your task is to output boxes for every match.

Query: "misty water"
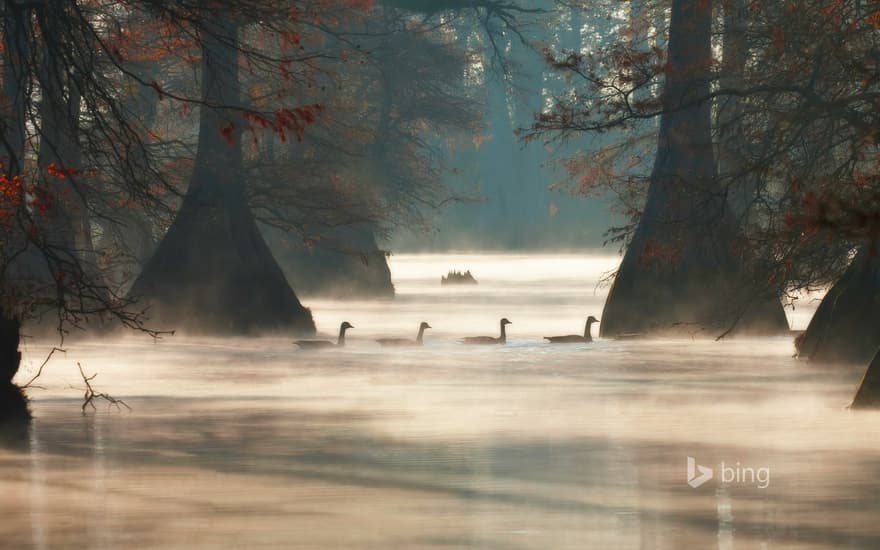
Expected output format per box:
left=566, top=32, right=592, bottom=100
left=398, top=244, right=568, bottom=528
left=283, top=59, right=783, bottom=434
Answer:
left=3, top=253, right=879, bottom=549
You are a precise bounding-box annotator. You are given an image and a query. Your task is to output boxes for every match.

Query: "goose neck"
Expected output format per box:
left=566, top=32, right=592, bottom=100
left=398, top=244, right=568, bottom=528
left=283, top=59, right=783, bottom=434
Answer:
left=338, top=325, right=347, bottom=346
left=584, top=319, right=597, bottom=342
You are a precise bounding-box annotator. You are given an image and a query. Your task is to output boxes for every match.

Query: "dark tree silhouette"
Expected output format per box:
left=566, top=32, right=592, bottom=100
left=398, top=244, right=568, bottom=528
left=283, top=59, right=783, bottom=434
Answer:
left=852, top=348, right=880, bottom=409
left=129, top=14, right=315, bottom=334
left=797, top=248, right=880, bottom=364
left=567, top=0, right=788, bottom=336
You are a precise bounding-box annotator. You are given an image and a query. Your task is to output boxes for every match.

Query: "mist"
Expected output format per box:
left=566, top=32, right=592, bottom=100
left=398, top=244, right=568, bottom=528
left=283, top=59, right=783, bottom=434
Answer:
left=2, top=0, right=880, bottom=548
left=7, top=254, right=876, bottom=548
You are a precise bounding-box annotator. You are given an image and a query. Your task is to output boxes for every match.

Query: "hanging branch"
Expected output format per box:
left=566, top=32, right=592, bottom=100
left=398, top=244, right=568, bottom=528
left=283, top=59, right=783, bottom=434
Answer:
left=20, top=346, right=66, bottom=390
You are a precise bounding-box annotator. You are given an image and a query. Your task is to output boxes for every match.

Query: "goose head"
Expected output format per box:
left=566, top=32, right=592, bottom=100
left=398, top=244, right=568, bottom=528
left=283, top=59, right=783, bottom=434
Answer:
left=340, top=321, right=354, bottom=331
left=501, top=318, right=512, bottom=326
left=420, top=322, right=432, bottom=330
left=587, top=316, right=599, bottom=324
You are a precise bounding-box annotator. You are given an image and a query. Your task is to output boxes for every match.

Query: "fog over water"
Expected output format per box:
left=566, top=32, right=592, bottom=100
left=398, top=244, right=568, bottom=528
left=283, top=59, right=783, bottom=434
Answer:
left=3, top=254, right=879, bottom=549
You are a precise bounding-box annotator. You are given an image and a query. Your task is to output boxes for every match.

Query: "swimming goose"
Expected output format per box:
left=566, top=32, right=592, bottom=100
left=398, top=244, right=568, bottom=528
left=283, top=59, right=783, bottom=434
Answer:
left=376, top=322, right=432, bottom=347
left=295, top=322, right=354, bottom=349
left=462, top=318, right=511, bottom=345
left=545, top=316, right=599, bottom=344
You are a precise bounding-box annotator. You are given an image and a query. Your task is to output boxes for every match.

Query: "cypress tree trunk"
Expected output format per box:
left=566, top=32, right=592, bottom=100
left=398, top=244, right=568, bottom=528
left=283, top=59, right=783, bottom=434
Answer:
left=39, top=74, right=100, bottom=267
left=268, top=224, right=394, bottom=299
left=718, top=0, right=755, bottom=220
left=1, top=3, right=29, bottom=176
left=35, top=1, right=107, bottom=306
left=0, top=309, right=29, bottom=422
left=37, top=2, right=82, bottom=254
left=600, top=0, right=788, bottom=337
left=798, top=247, right=880, bottom=364
left=97, top=58, right=160, bottom=292
left=476, top=71, right=517, bottom=247
left=0, top=310, right=20, bottom=386
left=851, top=348, right=880, bottom=409
left=129, top=16, right=315, bottom=334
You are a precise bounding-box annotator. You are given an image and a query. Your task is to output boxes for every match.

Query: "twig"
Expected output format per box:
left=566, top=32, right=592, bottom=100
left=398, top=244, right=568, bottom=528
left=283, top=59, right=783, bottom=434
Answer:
left=77, top=362, right=131, bottom=414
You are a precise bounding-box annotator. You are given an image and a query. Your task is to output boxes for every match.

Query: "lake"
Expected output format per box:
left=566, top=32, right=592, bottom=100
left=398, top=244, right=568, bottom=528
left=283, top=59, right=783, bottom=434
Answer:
left=3, top=253, right=878, bottom=549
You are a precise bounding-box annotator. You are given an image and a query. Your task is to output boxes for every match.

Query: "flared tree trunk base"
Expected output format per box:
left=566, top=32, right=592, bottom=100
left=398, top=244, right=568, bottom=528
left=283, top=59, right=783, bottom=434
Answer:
left=851, top=348, right=880, bottom=409
left=0, top=312, right=30, bottom=427
left=0, top=313, right=21, bottom=385
left=601, top=263, right=789, bottom=338
left=268, top=225, right=394, bottom=300
left=130, top=198, right=315, bottom=335
left=597, top=0, right=788, bottom=339
left=0, top=383, right=30, bottom=423
left=130, top=14, right=314, bottom=336
left=798, top=248, right=880, bottom=364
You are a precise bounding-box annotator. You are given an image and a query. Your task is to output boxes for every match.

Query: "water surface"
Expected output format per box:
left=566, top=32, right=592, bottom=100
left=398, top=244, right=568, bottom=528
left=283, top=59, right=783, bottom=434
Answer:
left=4, top=253, right=878, bottom=549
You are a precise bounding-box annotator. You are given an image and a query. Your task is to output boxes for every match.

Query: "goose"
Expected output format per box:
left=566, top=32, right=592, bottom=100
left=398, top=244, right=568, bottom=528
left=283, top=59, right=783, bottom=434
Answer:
left=462, top=318, right=511, bottom=345
left=295, top=321, right=354, bottom=349
left=376, top=322, right=432, bottom=347
left=544, top=316, right=599, bottom=344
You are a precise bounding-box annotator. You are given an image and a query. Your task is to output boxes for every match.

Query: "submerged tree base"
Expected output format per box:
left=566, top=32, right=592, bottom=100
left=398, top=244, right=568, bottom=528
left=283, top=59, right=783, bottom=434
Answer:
left=798, top=247, right=880, bottom=365
left=851, top=348, right=880, bottom=409
left=0, top=383, right=30, bottom=422
left=596, top=0, right=788, bottom=339
left=267, top=225, right=394, bottom=300
left=601, top=261, right=790, bottom=338
left=129, top=15, right=315, bottom=336
left=0, top=311, right=30, bottom=436
left=129, top=180, right=317, bottom=336
left=0, top=312, right=21, bottom=385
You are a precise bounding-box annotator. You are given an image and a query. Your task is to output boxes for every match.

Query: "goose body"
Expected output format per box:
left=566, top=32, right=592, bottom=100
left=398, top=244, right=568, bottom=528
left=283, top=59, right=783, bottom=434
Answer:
left=295, top=340, right=336, bottom=349
left=462, top=318, right=511, bottom=345
left=545, top=316, right=599, bottom=344
left=544, top=334, right=586, bottom=344
left=295, top=322, right=353, bottom=349
left=376, top=322, right=431, bottom=347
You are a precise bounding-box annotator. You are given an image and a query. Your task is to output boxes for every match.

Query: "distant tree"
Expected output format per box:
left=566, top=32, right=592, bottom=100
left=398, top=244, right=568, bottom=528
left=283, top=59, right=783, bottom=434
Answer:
left=250, top=4, right=481, bottom=297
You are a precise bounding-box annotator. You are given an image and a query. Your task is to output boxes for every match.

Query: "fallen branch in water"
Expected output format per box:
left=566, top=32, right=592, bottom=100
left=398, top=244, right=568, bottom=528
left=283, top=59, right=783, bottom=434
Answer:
left=77, top=363, right=130, bottom=414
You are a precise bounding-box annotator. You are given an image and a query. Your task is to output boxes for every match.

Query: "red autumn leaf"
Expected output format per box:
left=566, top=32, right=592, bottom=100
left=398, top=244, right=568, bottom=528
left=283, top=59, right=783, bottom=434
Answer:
left=47, top=162, right=67, bottom=179
left=219, top=123, right=235, bottom=145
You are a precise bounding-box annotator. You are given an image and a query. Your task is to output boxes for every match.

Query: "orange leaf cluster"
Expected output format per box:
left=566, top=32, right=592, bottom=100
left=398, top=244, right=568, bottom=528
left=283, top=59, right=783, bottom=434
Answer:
left=0, top=169, right=58, bottom=220
left=242, top=104, right=325, bottom=143
left=0, top=173, right=22, bottom=221
left=46, top=161, right=81, bottom=179
left=219, top=123, right=236, bottom=145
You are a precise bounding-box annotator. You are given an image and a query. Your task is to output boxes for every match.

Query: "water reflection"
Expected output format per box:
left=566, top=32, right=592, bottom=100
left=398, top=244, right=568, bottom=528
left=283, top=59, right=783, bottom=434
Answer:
left=28, top=420, right=46, bottom=550
left=0, top=384, right=30, bottom=450
left=8, top=397, right=880, bottom=548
